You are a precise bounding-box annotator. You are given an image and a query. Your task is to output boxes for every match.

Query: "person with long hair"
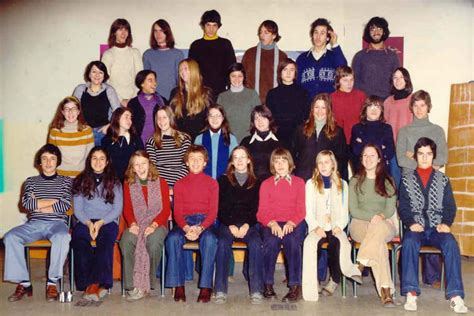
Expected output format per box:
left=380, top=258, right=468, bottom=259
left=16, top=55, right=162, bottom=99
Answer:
left=293, top=93, right=348, bottom=181
left=195, top=104, right=238, bottom=179
left=170, top=58, right=211, bottom=141
left=143, top=19, right=184, bottom=102
left=127, top=70, right=165, bottom=144
left=72, top=60, right=121, bottom=145
left=48, top=96, right=94, bottom=177
left=350, top=96, right=394, bottom=174
left=101, top=18, right=143, bottom=106
left=119, top=150, right=170, bottom=301
left=240, top=105, right=282, bottom=181
left=214, top=147, right=263, bottom=304
left=348, top=144, right=397, bottom=307
left=146, top=106, right=191, bottom=188
left=71, top=147, right=123, bottom=301
left=302, top=150, right=361, bottom=301
left=216, top=63, right=260, bottom=141
left=101, top=107, right=144, bottom=181
left=258, top=148, right=306, bottom=303
left=266, top=58, right=310, bottom=149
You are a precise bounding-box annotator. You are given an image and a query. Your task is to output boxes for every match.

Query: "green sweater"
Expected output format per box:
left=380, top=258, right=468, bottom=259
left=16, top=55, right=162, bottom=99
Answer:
left=349, top=177, right=396, bottom=221
left=217, top=88, right=260, bottom=142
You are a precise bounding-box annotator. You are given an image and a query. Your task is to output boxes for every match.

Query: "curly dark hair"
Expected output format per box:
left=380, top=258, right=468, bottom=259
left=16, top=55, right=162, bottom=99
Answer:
left=363, top=16, right=390, bottom=43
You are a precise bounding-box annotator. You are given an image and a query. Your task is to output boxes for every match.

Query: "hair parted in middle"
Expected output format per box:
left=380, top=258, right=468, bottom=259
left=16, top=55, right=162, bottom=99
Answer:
left=125, top=150, right=160, bottom=184
left=311, top=150, right=342, bottom=194
left=269, top=147, right=295, bottom=175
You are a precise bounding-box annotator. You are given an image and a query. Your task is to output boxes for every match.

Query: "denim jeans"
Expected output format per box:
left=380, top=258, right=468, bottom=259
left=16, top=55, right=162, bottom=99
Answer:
left=165, top=214, right=217, bottom=289
left=401, top=228, right=465, bottom=299
left=261, top=221, right=307, bottom=286
left=215, top=224, right=263, bottom=294
left=93, top=127, right=105, bottom=146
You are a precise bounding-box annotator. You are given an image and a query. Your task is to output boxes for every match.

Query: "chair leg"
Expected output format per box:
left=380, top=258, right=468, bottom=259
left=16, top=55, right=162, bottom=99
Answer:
left=342, top=275, right=347, bottom=298
left=25, top=247, right=32, bottom=284
left=352, top=246, right=358, bottom=298
left=390, top=248, right=396, bottom=298
left=70, top=249, right=75, bottom=292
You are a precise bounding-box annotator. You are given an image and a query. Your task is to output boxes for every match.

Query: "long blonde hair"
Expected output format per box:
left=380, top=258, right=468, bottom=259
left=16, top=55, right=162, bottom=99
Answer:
left=171, top=58, right=210, bottom=118
left=153, top=106, right=189, bottom=149
left=303, top=93, right=338, bottom=140
left=311, top=150, right=342, bottom=194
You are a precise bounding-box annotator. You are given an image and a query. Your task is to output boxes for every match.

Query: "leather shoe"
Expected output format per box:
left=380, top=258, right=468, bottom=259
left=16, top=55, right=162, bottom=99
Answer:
left=46, top=285, right=59, bottom=302
left=174, top=286, right=186, bottom=302
left=8, top=284, right=33, bottom=302
left=282, top=285, right=302, bottom=303
left=197, top=288, right=212, bottom=303
left=263, top=284, right=276, bottom=299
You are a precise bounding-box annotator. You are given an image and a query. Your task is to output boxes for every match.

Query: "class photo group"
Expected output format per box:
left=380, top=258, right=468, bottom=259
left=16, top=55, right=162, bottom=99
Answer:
left=2, top=8, right=469, bottom=314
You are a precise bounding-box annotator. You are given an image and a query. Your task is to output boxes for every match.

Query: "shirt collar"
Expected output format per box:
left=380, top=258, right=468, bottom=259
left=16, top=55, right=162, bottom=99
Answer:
left=274, top=174, right=292, bottom=186
left=249, top=131, right=278, bottom=144
left=210, top=129, right=221, bottom=137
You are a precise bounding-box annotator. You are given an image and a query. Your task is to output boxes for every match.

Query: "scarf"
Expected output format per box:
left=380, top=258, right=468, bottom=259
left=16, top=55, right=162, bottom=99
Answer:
left=393, top=89, right=410, bottom=100
left=129, top=177, right=162, bottom=291
left=202, top=130, right=229, bottom=178
left=255, top=42, right=279, bottom=95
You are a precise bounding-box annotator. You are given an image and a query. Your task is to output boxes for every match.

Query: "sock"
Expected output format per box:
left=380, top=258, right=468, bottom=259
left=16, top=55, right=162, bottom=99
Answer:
left=20, top=280, right=31, bottom=288
left=409, top=291, right=417, bottom=296
left=47, top=278, right=58, bottom=287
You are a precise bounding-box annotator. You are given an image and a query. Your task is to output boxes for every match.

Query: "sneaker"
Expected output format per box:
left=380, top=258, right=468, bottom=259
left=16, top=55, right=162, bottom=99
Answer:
left=450, top=296, right=468, bottom=314
left=98, top=287, right=108, bottom=299
left=249, top=292, right=263, bottom=305
left=213, top=292, right=227, bottom=304
left=322, top=279, right=338, bottom=296
left=404, top=292, right=417, bottom=311
left=83, top=284, right=100, bottom=302
left=126, top=288, right=147, bottom=302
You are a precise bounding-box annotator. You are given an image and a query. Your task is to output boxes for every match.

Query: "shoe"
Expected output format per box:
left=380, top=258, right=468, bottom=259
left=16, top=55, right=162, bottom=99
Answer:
left=282, top=285, right=302, bottom=303
left=46, top=285, right=59, bottom=302
left=380, top=287, right=395, bottom=308
left=98, top=287, right=108, bottom=299
left=126, top=288, right=147, bottom=301
left=404, top=292, right=417, bottom=311
left=263, top=284, right=277, bottom=299
left=250, top=292, right=263, bottom=305
left=8, top=284, right=33, bottom=302
left=322, top=279, right=338, bottom=296
left=450, top=296, right=468, bottom=314
left=174, top=286, right=186, bottom=302
left=197, top=288, right=212, bottom=303
left=83, top=284, right=99, bottom=302
left=213, top=292, right=227, bottom=304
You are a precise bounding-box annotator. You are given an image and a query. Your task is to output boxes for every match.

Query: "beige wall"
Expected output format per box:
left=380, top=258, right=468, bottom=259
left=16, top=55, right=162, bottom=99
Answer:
left=0, top=0, right=472, bottom=236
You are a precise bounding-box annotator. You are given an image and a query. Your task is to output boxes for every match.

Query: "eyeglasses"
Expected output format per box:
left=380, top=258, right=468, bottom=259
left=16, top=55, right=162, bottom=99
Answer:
left=369, top=26, right=383, bottom=32
left=63, top=107, right=79, bottom=113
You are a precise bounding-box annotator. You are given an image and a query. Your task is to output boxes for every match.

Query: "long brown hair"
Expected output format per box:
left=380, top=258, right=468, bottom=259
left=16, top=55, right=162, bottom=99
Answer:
left=311, top=150, right=342, bottom=194
left=107, top=18, right=132, bottom=47
left=204, top=104, right=231, bottom=146
left=149, top=19, right=175, bottom=49
left=171, top=59, right=210, bottom=118
left=359, top=95, right=385, bottom=123
left=354, top=144, right=395, bottom=198
left=125, top=150, right=160, bottom=184
left=225, top=146, right=257, bottom=189
left=153, top=106, right=189, bottom=149
left=303, top=93, right=337, bottom=139
left=49, top=96, right=88, bottom=131
left=107, top=107, right=138, bottom=142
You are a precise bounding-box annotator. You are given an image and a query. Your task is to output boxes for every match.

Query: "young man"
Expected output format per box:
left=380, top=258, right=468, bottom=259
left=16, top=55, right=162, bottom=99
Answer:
left=189, top=9, right=236, bottom=98
left=399, top=137, right=468, bottom=314
left=352, top=16, right=400, bottom=99
left=165, top=145, right=219, bottom=303
left=296, top=18, right=347, bottom=99
left=4, top=144, right=72, bottom=302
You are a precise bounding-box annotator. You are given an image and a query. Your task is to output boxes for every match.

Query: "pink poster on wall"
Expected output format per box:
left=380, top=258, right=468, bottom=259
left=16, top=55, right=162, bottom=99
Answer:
left=363, top=36, right=404, bottom=66
left=100, top=44, right=109, bottom=59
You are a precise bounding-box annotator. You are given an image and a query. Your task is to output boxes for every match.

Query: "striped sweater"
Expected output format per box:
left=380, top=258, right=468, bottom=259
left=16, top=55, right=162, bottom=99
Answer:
left=48, top=121, right=94, bottom=177
left=146, top=134, right=191, bottom=187
left=21, top=174, right=73, bottom=223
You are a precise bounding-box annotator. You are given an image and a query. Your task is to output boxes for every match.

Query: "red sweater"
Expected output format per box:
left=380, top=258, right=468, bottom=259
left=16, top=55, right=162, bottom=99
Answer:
left=123, top=178, right=171, bottom=228
left=173, top=172, right=219, bottom=229
left=257, top=175, right=306, bottom=226
left=331, top=89, right=366, bottom=143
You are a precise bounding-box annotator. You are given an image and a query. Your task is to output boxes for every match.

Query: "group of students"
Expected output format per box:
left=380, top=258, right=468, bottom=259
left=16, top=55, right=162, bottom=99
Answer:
left=2, top=8, right=469, bottom=314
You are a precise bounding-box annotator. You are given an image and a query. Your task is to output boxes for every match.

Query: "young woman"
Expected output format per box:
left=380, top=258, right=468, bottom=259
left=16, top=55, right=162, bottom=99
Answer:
left=143, top=19, right=184, bottom=102
left=48, top=97, right=94, bottom=178
left=146, top=106, right=191, bottom=188
left=71, top=147, right=123, bottom=301
left=48, top=96, right=94, bottom=177
left=73, top=61, right=121, bottom=145
left=258, top=148, right=306, bottom=303
left=127, top=70, right=165, bottom=144
left=101, top=107, right=144, bottom=181
left=214, top=147, right=263, bottom=304
left=266, top=58, right=310, bottom=149
left=241, top=20, right=288, bottom=103
left=302, top=150, right=361, bottom=301
left=195, top=104, right=238, bottom=179
left=216, top=63, right=260, bottom=141
left=119, top=150, right=170, bottom=301
left=349, top=144, right=397, bottom=307
left=165, top=145, right=218, bottom=303
left=101, top=18, right=143, bottom=105
left=170, top=58, right=212, bottom=141
left=240, top=105, right=282, bottom=181
left=350, top=96, right=395, bottom=174
left=293, top=93, right=348, bottom=181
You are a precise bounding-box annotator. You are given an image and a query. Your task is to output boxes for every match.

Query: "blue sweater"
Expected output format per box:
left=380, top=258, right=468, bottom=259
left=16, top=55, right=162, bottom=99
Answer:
left=296, top=46, right=347, bottom=99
